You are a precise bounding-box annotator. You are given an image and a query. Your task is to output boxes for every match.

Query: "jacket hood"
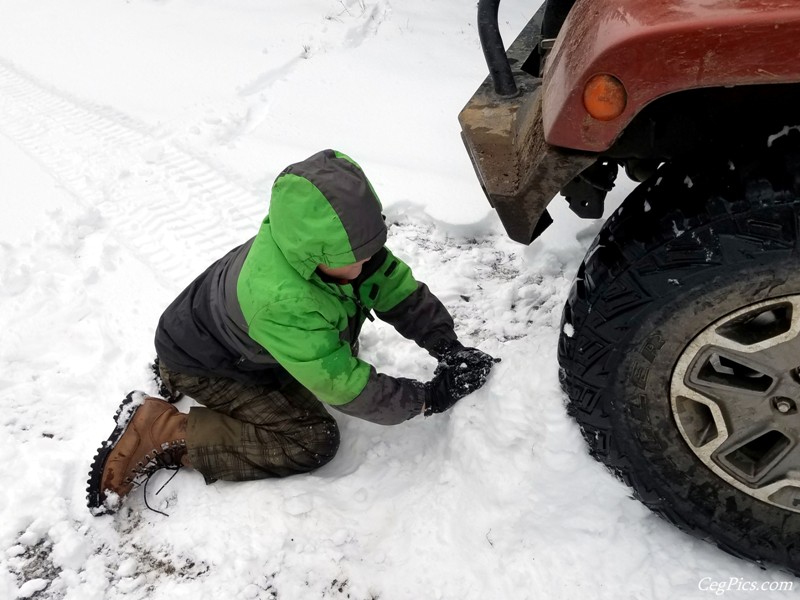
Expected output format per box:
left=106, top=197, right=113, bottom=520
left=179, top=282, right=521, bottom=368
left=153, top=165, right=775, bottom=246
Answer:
left=267, top=149, right=388, bottom=280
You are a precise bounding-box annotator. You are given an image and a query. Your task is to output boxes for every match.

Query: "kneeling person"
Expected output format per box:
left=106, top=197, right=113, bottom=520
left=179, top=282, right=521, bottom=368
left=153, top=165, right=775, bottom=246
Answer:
left=87, top=150, right=498, bottom=514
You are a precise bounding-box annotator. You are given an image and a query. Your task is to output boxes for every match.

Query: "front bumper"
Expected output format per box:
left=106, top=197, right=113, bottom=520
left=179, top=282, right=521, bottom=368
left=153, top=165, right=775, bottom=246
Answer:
left=458, top=11, right=595, bottom=244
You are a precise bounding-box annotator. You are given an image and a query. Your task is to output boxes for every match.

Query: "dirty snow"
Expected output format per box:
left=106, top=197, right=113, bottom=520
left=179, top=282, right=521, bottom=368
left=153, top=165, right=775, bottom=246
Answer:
left=0, top=1, right=795, bottom=599
left=768, top=125, right=800, bottom=148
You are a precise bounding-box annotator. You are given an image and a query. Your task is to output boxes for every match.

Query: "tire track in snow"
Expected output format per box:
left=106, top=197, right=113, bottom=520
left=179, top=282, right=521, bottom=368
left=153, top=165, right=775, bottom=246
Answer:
left=0, top=57, right=575, bottom=344
left=0, top=58, right=265, bottom=285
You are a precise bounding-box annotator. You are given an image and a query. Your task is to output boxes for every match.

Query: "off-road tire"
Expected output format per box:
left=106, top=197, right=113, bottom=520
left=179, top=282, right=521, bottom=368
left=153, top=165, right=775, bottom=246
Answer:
left=558, top=147, right=800, bottom=572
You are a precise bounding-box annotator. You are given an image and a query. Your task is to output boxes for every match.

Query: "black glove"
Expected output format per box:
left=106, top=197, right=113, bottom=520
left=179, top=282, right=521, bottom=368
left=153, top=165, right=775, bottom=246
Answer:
left=424, top=342, right=500, bottom=416
left=434, top=341, right=499, bottom=375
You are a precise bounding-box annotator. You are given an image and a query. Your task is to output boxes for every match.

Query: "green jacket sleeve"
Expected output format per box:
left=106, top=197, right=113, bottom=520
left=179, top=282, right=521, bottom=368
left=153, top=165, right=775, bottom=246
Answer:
left=247, top=299, right=426, bottom=424
left=247, top=300, right=367, bottom=406
left=360, top=248, right=458, bottom=354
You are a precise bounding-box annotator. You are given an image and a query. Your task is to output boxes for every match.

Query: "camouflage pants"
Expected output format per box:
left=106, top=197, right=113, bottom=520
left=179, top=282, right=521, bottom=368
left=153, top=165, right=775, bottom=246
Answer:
left=158, top=363, right=340, bottom=483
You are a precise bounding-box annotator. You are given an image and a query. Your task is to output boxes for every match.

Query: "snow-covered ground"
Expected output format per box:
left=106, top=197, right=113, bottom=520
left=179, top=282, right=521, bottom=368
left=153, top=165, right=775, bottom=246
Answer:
left=0, top=1, right=795, bottom=598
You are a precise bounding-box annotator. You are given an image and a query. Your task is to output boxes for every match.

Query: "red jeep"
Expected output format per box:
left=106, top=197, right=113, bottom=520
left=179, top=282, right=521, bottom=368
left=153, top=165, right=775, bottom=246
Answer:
left=460, top=0, right=800, bottom=572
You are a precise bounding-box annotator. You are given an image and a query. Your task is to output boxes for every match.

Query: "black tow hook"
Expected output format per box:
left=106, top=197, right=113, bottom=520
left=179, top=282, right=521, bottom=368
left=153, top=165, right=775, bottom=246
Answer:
left=477, top=0, right=518, bottom=98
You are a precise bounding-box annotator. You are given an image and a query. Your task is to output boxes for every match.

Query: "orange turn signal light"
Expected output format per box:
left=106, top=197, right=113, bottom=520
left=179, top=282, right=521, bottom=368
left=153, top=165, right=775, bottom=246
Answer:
left=583, top=74, right=627, bottom=121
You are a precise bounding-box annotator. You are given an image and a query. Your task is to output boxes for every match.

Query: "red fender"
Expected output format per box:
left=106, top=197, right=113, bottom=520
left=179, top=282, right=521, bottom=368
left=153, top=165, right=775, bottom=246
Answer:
left=543, top=0, right=800, bottom=151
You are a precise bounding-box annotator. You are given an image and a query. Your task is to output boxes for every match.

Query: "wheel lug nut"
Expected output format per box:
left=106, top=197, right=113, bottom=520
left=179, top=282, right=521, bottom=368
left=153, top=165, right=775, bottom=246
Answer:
left=772, top=397, right=796, bottom=414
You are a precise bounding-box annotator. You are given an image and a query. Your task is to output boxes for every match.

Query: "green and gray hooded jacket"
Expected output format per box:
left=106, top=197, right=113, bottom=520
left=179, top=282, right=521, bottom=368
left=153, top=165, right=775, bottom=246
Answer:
left=155, top=149, right=458, bottom=424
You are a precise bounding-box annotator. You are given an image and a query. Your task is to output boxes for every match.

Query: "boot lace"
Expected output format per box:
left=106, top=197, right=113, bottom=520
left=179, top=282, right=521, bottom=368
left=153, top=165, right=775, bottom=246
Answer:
left=128, top=441, right=186, bottom=517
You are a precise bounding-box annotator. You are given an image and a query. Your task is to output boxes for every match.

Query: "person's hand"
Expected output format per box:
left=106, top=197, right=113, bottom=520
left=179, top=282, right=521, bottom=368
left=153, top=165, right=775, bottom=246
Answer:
left=424, top=343, right=500, bottom=415
left=436, top=342, right=499, bottom=375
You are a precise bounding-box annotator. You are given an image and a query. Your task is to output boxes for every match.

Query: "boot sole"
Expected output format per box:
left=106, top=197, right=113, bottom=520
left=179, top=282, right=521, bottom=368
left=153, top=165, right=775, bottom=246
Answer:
left=86, top=391, right=147, bottom=516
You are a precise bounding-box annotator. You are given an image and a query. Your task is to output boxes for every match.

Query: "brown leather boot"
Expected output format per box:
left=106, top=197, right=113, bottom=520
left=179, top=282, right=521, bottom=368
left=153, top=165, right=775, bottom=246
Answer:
left=87, top=391, right=189, bottom=515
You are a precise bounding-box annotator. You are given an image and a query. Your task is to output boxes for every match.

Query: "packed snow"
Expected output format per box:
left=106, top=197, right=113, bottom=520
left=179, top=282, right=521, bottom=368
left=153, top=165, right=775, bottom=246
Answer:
left=0, top=1, right=795, bottom=598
